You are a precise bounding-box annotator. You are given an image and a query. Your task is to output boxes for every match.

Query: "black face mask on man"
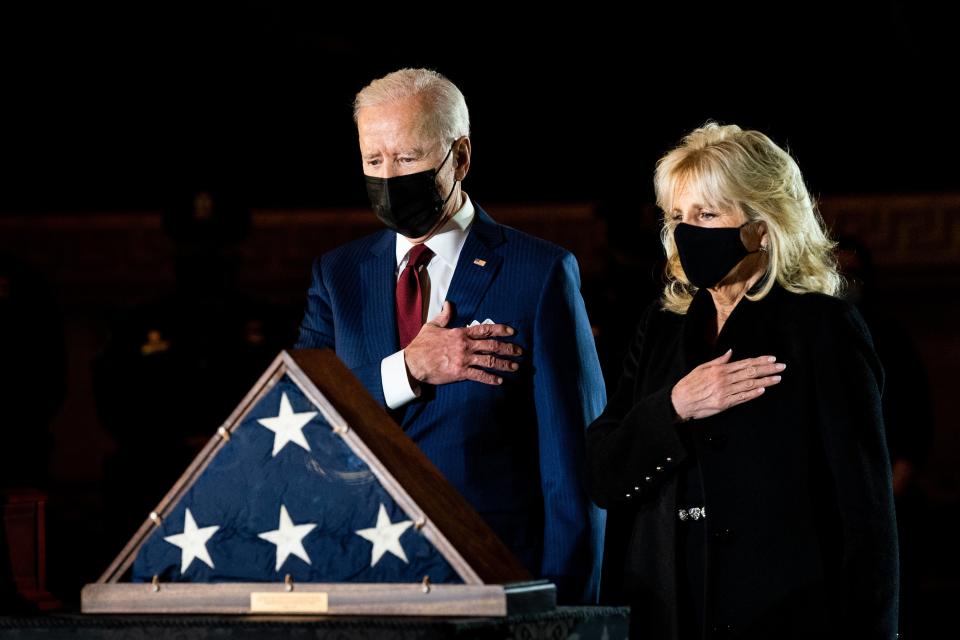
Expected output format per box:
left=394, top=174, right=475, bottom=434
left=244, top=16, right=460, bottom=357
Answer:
left=364, top=144, right=457, bottom=238
left=673, top=221, right=761, bottom=289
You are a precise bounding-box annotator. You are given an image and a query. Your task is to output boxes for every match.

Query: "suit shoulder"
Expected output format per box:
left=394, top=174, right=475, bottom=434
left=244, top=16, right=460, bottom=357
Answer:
left=497, top=224, right=572, bottom=266
left=316, top=229, right=393, bottom=268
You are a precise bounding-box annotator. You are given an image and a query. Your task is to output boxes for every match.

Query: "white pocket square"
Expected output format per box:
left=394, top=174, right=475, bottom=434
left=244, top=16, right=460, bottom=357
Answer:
left=467, top=318, right=496, bottom=327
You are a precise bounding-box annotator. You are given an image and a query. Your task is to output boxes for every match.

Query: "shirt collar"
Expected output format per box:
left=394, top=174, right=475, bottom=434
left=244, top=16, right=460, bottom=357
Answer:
left=395, top=192, right=475, bottom=268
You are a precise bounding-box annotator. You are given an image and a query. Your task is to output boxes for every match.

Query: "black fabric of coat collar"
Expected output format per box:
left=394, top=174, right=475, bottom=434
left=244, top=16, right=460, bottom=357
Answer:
left=680, top=279, right=783, bottom=373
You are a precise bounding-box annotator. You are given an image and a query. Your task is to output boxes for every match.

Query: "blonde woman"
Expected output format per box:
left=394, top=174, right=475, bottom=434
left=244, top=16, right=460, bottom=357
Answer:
left=586, top=123, right=898, bottom=639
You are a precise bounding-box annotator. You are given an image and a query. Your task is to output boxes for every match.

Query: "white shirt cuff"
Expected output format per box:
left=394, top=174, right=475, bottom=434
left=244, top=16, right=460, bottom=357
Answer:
left=381, top=350, right=420, bottom=409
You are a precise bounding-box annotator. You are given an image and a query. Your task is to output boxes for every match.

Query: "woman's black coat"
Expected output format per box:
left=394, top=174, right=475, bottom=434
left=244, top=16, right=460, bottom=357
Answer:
left=586, top=283, right=899, bottom=639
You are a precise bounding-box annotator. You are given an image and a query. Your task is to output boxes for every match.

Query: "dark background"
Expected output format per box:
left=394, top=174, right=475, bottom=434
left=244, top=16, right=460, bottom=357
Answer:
left=1, top=3, right=956, bottom=213
left=0, top=3, right=957, bottom=636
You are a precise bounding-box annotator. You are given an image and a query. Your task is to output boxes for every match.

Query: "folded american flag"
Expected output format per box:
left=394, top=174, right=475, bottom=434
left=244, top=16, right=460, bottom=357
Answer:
left=131, top=374, right=461, bottom=584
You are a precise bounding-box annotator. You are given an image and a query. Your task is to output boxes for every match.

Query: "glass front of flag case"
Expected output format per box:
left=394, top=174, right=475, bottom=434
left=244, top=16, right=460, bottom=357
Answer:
left=81, top=349, right=554, bottom=616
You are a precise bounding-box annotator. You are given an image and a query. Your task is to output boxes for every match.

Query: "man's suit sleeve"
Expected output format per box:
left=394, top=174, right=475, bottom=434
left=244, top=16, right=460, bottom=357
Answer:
left=294, top=256, right=387, bottom=406
left=532, top=251, right=607, bottom=604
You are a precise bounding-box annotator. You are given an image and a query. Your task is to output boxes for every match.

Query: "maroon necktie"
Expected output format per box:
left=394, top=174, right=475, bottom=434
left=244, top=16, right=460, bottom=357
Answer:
left=396, top=244, right=434, bottom=349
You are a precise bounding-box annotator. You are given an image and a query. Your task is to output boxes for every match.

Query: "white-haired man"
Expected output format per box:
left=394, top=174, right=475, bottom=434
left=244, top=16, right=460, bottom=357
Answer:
left=295, top=68, right=605, bottom=603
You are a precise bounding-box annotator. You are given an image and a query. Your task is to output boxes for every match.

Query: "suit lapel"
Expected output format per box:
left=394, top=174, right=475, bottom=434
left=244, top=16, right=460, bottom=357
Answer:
left=445, top=205, right=505, bottom=326
left=400, top=205, right=506, bottom=430
left=361, top=230, right=399, bottom=362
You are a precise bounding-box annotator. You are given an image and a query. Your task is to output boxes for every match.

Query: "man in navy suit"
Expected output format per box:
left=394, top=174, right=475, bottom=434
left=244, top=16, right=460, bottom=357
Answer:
left=294, top=68, right=605, bottom=603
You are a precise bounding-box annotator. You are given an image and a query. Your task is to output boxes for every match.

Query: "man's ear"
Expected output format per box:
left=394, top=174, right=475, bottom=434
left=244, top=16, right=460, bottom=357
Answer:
left=453, top=136, right=471, bottom=182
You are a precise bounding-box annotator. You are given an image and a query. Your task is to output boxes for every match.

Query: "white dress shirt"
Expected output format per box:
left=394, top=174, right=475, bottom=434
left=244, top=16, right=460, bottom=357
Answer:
left=381, top=193, right=476, bottom=409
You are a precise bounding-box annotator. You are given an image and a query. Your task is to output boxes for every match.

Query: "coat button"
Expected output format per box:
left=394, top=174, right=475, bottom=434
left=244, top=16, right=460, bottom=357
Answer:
left=713, top=527, right=735, bottom=543
left=713, top=623, right=736, bottom=637
left=665, top=457, right=673, bottom=463
left=706, top=432, right=728, bottom=450
left=644, top=476, right=653, bottom=483
left=655, top=466, right=664, bottom=472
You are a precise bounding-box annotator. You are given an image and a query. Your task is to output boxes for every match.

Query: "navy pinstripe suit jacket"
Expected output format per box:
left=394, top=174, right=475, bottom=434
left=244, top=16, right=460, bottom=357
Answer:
left=294, top=204, right=606, bottom=603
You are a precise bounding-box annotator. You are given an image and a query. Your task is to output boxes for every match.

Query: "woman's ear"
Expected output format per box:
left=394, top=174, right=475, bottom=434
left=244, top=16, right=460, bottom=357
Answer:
left=754, top=220, right=769, bottom=252
left=740, top=219, right=768, bottom=252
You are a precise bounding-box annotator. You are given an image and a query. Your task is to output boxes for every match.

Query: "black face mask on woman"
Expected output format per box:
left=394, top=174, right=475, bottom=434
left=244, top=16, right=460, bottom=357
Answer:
left=673, top=221, right=760, bottom=289
left=364, top=144, right=457, bottom=238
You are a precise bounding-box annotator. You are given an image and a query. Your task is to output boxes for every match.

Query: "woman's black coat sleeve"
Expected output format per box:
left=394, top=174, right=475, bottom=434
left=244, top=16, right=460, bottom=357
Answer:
left=586, top=304, right=688, bottom=509
left=814, top=302, right=899, bottom=638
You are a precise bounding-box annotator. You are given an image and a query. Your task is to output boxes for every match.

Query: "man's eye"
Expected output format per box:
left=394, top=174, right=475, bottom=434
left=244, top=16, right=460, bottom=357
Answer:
left=399, top=157, right=416, bottom=163
left=366, top=159, right=381, bottom=166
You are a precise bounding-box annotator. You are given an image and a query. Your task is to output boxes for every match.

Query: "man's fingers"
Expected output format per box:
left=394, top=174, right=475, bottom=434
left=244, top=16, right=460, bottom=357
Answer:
left=465, top=323, right=516, bottom=339
left=427, top=301, right=453, bottom=328
left=469, top=354, right=519, bottom=372
left=462, top=367, right=503, bottom=386
left=469, top=338, right=523, bottom=356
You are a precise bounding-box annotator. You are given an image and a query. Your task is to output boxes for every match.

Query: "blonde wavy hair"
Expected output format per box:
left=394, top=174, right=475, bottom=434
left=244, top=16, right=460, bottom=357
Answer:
left=655, top=122, right=841, bottom=314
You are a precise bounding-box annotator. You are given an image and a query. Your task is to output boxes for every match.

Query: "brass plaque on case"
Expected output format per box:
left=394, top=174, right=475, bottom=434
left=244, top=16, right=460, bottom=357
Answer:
left=250, top=592, right=329, bottom=614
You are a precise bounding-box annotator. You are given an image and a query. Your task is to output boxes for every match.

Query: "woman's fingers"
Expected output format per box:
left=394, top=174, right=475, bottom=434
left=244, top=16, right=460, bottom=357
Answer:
left=724, top=386, right=767, bottom=409
left=728, top=374, right=783, bottom=395
left=728, top=362, right=786, bottom=383
left=676, top=354, right=786, bottom=421
left=723, top=355, right=779, bottom=374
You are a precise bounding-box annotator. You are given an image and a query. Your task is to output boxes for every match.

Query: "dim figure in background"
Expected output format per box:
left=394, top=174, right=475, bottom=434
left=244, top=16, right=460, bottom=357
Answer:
left=93, top=188, right=282, bottom=556
left=294, top=68, right=605, bottom=603
left=0, top=252, right=66, bottom=613
left=0, top=253, right=66, bottom=490
left=586, top=123, right=898, bottom=638
left=835, top=236, right=933, bottom=496
left=837, top=235, right=932, bottom=638
left=586, top=198, right=665, bottom=388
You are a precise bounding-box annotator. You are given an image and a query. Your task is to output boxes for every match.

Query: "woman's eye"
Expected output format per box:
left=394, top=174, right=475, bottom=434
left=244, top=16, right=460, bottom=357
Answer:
left=700, top=211, right=717, bottom=219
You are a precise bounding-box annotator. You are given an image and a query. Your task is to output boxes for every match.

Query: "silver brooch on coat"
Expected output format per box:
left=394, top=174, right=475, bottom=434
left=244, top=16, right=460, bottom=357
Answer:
left=678, top=506, right=706, bottom=521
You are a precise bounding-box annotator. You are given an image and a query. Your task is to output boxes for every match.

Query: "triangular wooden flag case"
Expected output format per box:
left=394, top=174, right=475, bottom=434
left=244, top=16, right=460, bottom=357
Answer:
left=82, top=349, right=554, bottom=616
